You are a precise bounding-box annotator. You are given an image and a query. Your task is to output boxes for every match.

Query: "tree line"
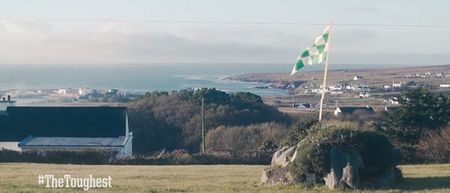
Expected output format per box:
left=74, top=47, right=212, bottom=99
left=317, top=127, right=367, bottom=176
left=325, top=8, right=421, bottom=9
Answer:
left=127, top=88, right=293, bottom=154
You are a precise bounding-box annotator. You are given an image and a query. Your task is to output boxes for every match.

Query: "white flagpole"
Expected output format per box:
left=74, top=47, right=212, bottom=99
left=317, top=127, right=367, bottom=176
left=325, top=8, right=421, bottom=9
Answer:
left=318, top=23, right=333, bottom=121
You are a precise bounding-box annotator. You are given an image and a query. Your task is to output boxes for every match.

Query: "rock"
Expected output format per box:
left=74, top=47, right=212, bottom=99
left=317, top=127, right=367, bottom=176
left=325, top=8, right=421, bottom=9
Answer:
left=262, top=146, right=299, bottom=185
left=341, top=162, right=359, bottom=189
left=324, top=146, right=364, bottom=189
left=271, top=146, right=297, bottom=167
left=324, top=169, right=339, bottom=189
left=261, top=165, right=294, bottom=185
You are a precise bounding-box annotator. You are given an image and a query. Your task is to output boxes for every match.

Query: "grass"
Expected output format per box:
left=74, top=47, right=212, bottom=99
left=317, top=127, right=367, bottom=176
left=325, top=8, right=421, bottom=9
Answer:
left=0, top=163, right=449, bottom=193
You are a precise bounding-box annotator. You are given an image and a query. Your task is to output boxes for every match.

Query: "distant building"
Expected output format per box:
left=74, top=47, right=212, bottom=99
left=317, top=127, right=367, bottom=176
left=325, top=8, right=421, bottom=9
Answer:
left=78, top=88, right=86, bottom=96
left=353, top=75, right=363, bottom=80
left=405, top=81, right=418, bottom=88
left=359, top=92, right=371, bottom=98
left=392, top=81, right=402, bottom=88
left=346, top=85, right=356, bottom=91
left=384, top=106, right=400, bottom=112
left=334, top=106, right=375, bottom=116
left=108, top=89, right=119, bottom=95
left=57, top=89, right=67, bottom=95
left=296, top=103, right=317, bottom=109
left=0, top=95, right=16, bottom=111
left=357, top=85, right=371, bottom=92
left=0, top=106, right=132, bottom=158
left=331, top=91, right=344, bottom=95
left=440, top=84, right=450, bottom=88
left=388, top=97, right=399, bottom=105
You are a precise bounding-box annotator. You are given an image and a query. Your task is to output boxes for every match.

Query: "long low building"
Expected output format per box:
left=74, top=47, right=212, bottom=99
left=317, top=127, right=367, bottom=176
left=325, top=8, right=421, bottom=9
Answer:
left=0, top=106, right=133, bottom=158
left=18, top=135, right=133, bottom=158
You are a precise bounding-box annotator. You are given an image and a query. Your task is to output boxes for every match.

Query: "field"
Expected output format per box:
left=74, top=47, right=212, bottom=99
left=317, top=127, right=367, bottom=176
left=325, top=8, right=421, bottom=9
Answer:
left=0, top=163, right=449, bottom=193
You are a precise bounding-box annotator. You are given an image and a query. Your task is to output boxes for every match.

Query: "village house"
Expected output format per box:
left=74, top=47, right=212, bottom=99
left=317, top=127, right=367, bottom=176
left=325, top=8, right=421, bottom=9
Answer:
left=0, top=95, right=15, bottom=111
left=353, top=75, right=363, bottom=81
left=440, top=84, right=450, bottom=88
left=392, top=81, right=402, bottom=88
left=0, top=106, right=132, bottom=158
left=296, top=103, right=317, bottom=109
left=334, top=106, right=375, bottom=117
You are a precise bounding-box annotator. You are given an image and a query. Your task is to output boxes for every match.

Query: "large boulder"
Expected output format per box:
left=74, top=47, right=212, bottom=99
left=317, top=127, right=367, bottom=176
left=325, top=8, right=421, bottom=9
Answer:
left=262, top=145, right=298, bottom=185
left=261, top=165, right=294, bottom=185
left=271, top=146, right=297, bottom=167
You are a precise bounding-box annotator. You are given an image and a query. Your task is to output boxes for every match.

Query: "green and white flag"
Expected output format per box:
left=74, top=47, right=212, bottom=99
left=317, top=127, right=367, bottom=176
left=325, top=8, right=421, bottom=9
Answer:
left=291, top=25, right=331, bottom=75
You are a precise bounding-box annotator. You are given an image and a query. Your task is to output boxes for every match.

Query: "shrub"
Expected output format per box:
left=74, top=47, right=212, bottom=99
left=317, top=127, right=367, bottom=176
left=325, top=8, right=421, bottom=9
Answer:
left=205, top=122, right=288, bottom=153
left=0, top=150, right=116, bottom=164
left=112, top=152, right=272, bottom=165
left=284, top=118, right=318, bottom=146
left=419, top=127, right=450, bottom=163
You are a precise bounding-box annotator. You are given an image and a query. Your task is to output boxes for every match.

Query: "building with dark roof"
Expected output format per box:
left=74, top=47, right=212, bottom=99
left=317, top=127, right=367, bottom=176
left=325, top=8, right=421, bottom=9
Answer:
left=334, top=106, right=375, bottom=117
left=0, top=106, right=132, bottom=158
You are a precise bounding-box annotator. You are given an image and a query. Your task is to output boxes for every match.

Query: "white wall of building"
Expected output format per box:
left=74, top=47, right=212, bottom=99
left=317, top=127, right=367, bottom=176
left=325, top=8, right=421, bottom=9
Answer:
left=0, top=142, right=21, bottom=151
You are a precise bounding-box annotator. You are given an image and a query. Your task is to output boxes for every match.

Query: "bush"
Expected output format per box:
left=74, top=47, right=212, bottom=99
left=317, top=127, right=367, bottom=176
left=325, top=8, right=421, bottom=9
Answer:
left=205, top=122, right=288, bottom=153
left=0, top=150, right=116, bottom=164
left=290, top=123, right=397, bottom=183
left=419, top=127, right=450, bottom=163
left=112, top=152, right=272, bottom=165
left=284, top=118, right=318, bottom=146
left=376, top=88, right=450, bottom=146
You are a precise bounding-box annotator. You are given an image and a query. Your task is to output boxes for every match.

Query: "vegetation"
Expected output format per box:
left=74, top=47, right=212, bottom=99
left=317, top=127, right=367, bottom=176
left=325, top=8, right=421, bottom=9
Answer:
left=125, top=87, right=449, bottom=164
left=0, top=149, right=116, bottom=164
left=0, top=163, right=449, bottom=193
left=419, top=127, right=450, bottom=163
left=205, top=122, right=287, bottom=153
left=376, top=88, right=450, bottom=163
left=128, top=88, right=292, bottom=154
left=290, top=122, right=398, bottom=184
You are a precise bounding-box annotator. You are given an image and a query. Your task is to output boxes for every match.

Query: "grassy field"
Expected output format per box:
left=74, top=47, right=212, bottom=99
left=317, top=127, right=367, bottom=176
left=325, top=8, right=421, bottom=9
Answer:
left=0, top=163, right=449, bottom=193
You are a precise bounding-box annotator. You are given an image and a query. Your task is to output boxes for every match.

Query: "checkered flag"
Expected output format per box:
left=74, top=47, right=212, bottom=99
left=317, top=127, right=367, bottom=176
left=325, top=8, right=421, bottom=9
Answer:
left=291, top=25, right=331, bottom=75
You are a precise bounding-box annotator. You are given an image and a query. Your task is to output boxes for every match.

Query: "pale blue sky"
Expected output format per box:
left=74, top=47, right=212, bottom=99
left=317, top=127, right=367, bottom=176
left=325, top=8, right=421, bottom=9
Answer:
left=0, top=0, right=449, bottom=65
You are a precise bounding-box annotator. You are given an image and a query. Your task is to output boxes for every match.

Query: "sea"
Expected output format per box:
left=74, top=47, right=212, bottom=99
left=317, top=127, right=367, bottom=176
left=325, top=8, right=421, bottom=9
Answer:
left=0, top=63, right=428, bottom=96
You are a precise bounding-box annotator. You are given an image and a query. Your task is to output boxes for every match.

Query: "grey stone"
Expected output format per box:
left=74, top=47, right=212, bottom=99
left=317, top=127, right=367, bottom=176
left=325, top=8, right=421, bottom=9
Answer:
left=341, top=162, right=359, bottom=189
left=324, top=146, right=363, bottom=189
left=261, top=165, right=294, bottom=185
left=324, top=169, right=339, bottom=189
left=271, top=146, right=297, bottom=167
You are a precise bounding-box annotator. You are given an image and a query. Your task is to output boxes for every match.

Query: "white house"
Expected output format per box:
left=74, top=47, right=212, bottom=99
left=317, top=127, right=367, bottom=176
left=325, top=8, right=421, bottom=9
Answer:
left=334, top=106, right=375, bottom=116
left=0, top=95, right=15, bottom=111
left=353, top=75, right=363, bottom=80
left=392, top=81, right=402, bottom=88
left=57, top=89, right=67, bottom=95
left=389, top=97, right=399, bottom=105
left=440, top=84, right=450, bottom=88
left=359, top=92, right=371, bottom=98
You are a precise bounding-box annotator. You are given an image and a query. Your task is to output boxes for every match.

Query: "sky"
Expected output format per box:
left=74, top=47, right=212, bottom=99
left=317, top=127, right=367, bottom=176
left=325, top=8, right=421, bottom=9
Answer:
left=0, top=0, right=449, bottom=66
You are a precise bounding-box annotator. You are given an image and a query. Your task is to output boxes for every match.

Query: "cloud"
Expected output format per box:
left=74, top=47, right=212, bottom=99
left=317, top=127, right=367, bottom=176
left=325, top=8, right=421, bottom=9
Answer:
left=0, top=18, right=447, bottom=66
left=0, top=20, right=309, bottom=64
left=0, top=18, right=52, bottom=33
left=346, top=5, right=378, bottom=14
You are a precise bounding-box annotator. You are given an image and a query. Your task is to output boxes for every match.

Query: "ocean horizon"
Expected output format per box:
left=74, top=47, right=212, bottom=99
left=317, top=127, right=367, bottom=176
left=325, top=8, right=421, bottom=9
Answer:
left=0, top=63, right=440, bottom=96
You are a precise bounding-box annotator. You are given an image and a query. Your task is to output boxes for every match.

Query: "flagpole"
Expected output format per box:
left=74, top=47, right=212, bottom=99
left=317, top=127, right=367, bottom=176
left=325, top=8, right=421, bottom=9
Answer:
left=318, top=23, right=333, bottom=121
